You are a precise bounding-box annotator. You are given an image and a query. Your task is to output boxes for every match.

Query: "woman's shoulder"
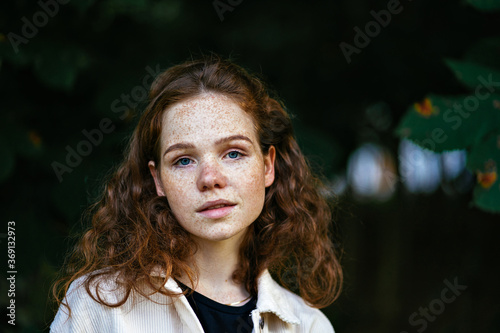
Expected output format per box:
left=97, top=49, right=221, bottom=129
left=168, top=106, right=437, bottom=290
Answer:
left=50, top=271, right=123, bottom=332
left=50, top=270, right=188, bottom=332
left=56, top=269, right=170, bottom=313
left=277, top=283, right=335, bottom=331
left=257, top=270, right=335, bottom=332
left=65, top=270, right=125, bottom=304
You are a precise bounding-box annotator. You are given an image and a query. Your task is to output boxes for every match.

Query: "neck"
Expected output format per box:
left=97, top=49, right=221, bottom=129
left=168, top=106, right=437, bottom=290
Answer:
left=178, top=230, right=251, bottom=305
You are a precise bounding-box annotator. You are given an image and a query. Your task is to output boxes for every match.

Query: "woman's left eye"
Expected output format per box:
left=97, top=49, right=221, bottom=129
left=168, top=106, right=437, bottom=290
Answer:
left=226, top=151, right=241, bottom=159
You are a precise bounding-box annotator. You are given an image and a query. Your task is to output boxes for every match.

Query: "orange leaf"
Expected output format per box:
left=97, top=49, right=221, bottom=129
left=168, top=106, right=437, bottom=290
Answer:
left=414, top=98, right=436, bottom=118
left=477, top=171, right=497, bottom=189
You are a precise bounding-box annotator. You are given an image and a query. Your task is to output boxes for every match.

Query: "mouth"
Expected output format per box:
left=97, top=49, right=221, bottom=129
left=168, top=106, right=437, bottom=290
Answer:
left=197, top=199, right=236, bottom=212
left=204, top=204, right=232, bottom=210
left=197, top=199, right=236, bottom=219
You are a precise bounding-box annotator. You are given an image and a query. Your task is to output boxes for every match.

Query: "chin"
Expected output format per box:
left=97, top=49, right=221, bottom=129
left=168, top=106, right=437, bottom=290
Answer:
left=207, top=232, right=241, bottom=242
left=198, top=227, right=249, bottom=243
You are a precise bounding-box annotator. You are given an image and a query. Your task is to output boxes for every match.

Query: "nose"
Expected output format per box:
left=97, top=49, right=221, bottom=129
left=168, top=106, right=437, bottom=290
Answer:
left=196, top=159, right=227, bottom=191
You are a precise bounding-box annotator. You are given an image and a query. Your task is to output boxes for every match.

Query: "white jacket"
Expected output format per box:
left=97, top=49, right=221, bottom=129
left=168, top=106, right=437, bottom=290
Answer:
left=50, top=269, right=335, bottom=333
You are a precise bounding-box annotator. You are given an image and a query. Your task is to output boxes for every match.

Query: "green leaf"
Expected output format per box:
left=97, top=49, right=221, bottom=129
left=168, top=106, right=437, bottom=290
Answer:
left=444, top=59, right=500, bottom=91
left=465, top=0, right=500, bottom=11
left=395, top=94, right=500, bottom=152
left=467, top=131, right=500, bottom=213
left=463, top=37, right=500, bottom=71
left=33, top=44, right=90, bottom=91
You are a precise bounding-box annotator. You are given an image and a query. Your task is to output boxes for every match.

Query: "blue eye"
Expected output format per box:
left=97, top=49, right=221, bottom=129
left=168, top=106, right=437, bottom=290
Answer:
left=227, top=151, right=241, bottom=159
left=177, top=158, right=191, bottom=166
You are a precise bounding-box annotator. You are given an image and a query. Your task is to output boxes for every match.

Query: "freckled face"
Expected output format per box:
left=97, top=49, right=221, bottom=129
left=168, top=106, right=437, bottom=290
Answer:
left=149, top=93, right=275, bottom=243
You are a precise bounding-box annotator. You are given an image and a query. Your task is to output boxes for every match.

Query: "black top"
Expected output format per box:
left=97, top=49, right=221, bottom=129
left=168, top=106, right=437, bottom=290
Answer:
left=175, top=279, right=257, bottom=333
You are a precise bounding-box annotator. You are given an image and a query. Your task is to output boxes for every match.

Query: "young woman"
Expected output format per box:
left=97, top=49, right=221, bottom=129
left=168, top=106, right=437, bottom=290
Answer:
left=51, top=54, right=343, bottom=333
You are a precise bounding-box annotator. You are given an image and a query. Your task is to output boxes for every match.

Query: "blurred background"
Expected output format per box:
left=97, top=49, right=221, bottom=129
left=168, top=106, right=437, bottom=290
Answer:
left=1, top=0, right=500, bottom=332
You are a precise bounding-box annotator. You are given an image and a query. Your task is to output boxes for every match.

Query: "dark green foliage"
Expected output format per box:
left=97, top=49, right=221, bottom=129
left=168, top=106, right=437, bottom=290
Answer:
left=466, top=0, right=500, bottom=11
left=396, top=26, right=500, bottom=212
left=467, top=130, right=500, bottom=212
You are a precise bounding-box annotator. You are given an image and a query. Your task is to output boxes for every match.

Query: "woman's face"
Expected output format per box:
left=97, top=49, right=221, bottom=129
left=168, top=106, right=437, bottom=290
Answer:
left=149, top=93, right=275, bottom=244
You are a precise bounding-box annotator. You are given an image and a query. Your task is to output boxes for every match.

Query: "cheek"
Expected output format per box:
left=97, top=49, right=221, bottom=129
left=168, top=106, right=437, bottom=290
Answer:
left=238, top=164, right=267, bottom=203
left=162, top=173, right=194, bottom=211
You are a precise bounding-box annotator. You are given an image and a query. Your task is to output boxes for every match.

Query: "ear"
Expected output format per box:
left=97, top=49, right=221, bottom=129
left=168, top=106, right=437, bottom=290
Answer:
left=148, top=161, right=166, bottom=196
left=264, top=145, right=276, bottom=188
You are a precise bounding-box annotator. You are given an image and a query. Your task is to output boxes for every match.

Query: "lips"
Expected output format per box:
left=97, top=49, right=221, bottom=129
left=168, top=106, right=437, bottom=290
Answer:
left=205, top=204, right=228, bottom=210
left=196, top=199, right=236, bottom=219
left=196, top=199, right=236, bottom=212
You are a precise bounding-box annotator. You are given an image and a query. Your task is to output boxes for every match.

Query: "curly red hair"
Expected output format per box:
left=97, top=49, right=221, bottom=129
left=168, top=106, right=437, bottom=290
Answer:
left=52, top=54, right=343, bottom=315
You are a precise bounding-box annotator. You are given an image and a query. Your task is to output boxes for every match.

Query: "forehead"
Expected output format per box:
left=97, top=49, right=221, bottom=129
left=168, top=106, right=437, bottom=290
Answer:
left=160, top=93, right=257, bottom=144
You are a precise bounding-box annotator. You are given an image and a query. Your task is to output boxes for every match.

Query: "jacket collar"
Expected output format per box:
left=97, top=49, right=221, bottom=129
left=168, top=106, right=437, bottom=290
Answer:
left=153, top=267, right=300, bottom=325
left=254, top=269, right=301, bottom=325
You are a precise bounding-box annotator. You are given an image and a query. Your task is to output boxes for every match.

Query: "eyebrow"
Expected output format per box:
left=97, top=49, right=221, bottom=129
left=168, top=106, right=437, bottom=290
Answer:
left=163, top=135, right=253, bottom=158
